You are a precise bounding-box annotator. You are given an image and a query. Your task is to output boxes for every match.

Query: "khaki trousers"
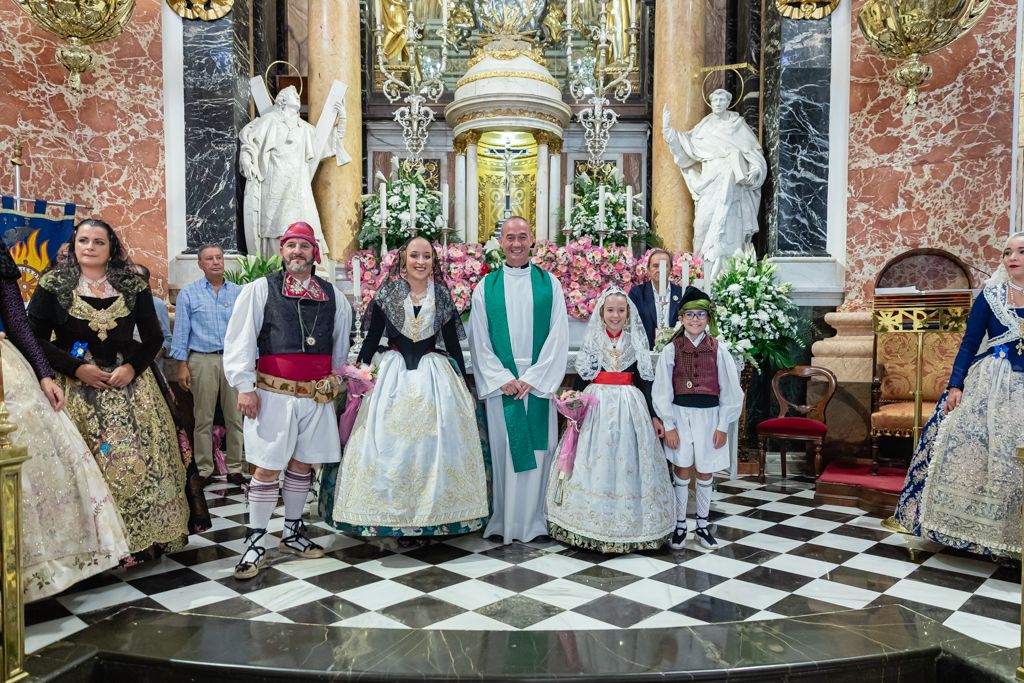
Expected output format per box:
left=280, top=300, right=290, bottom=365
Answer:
left=189, top=351, right=244, bottom=476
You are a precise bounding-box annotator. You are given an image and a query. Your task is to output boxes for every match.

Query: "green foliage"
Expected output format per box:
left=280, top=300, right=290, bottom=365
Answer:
left=711, top=251, right=802, bottom=370
left=225, top=254, right=283, bottom=285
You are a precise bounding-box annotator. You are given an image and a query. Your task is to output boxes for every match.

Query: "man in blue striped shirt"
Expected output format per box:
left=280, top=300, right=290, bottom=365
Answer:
left=170, top=244, right=245, bottom=487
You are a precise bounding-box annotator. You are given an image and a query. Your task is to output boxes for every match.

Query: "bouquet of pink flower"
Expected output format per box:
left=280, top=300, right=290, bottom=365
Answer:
left=338, top=363, right=378, bottom=443
left=552, top=389, right=600, bottom=504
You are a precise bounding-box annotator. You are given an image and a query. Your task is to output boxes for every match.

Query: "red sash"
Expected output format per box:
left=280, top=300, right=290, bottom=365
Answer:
left=257, top=353, right=332, bottom=381
left=593, top=371, right=633, bottom=385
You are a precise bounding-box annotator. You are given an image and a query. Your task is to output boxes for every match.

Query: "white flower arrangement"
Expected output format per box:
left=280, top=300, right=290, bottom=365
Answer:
left=358, top=161, right=447, bottom=249
left=566, top=169, right=650, bottom=246
left=711, top=251, right=802, bottom=369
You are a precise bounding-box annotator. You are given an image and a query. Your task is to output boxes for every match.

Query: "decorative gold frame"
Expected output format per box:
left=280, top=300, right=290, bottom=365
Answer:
left=0, top=338, right=29, bottom=682
left=775, top=0, right=840, bottom=20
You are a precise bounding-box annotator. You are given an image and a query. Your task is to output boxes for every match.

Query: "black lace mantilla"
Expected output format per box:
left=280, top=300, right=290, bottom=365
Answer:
left=0, top=246, right=19, bottom=281
left=38, top=265, right=148, bottom=312
left=368, top=277, right=466, bottom=341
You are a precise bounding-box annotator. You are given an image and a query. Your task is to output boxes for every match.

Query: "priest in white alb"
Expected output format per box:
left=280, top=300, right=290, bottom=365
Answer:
left=469, top=216, right=570, bottom=544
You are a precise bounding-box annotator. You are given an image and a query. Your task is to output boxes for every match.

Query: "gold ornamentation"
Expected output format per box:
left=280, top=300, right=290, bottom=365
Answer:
left=14, top=0, right=136, bottom=92
left=166, top=0, right=233, bottom=21
left=466, top=46, right=547, bottom=70
left=857, top=0, right=991, bottom=107
left=0, top=337, right=30, bottom=683
left=464, top=130, right=482, bottom=146
left=453, top=109, right=562, bottom=128
left=455, top=70, right=560, bottom=90
left=547, top=136, right=563, bottom=155
left=775, top=0, right=840, bottom=20
left=69, top=292, right=129, bottom=341
left=453, top=134, right=469, bottom=155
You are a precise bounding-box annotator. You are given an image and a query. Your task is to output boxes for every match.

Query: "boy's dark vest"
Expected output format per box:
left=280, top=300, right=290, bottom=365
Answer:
left=671, top=335, right=720, bottom=408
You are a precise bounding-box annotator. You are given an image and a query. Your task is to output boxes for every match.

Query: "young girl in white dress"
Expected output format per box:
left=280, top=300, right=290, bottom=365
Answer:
left=545, top=286, right=675, bottom=553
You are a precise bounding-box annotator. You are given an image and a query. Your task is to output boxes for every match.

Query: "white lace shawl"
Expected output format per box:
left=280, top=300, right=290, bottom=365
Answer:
left=575, top=286, right=655, bottom=381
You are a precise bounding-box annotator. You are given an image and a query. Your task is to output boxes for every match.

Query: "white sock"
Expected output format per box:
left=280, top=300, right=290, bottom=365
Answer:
left=696, top=479, right=713, bottom=529
left=241, top=476, right=279, bottom=564
left=282, top=469, right=313, bottom=521
left=672, top=474, right=690, bottom=528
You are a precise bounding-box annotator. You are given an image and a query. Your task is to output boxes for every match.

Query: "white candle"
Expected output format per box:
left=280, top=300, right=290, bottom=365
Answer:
left=409, top=184, right=418, bottom=234
left=658, top=259, right=667, bottom=295
left=682, top=260, right=690, bottom=286
left=566, top=0, right=572, bottom=26
left=375, top=0, right=382, bottom=26
left=598, top=184, right=605, bottom=230
left=625, top=185, right=633, bottom=232
left=564, top=183, right=572, bottom=230
left=352, top=256, right=361, bottom=303
left=441, top=182, right=449, bottom=226
left=379, top=182, right=388, bottom=254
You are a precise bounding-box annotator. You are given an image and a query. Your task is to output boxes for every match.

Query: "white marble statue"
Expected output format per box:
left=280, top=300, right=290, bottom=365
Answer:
left=239, top=85, right=350, bottom=259
left=662, top=89, right=767, bottom=282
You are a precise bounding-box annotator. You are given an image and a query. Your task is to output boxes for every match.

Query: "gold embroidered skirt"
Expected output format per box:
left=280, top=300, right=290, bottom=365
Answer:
left=58, top=366, right=191, bottom=555
left=4, top=341, right=130, bottom=601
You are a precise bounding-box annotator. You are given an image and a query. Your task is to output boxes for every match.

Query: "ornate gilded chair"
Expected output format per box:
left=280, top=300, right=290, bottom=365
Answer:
left=756, top=365, right=837, bottom=482
left=870, top=249, right=973, bottom=473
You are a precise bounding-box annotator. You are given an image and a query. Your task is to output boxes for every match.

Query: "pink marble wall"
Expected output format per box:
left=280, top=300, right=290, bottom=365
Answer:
left=0, top=0, right=168, bottom=294
left=844, top=0, right=1015, bottom=310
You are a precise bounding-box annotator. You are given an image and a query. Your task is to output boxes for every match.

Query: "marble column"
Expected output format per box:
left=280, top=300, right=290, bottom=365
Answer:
left=547, top=137, right=563, bottom=239
left=308, top=0, right=362, bottom=260
left=454, top=136, right=467, bottom=241
left=182, top=1, right=281, bottom=253
left=762, top=12, right=830, bottom=257
left=466, top=132, right=481, bottom=244
left=652, top=0, right=704, bottom=253
left=534, top=132, right=550, bottom=241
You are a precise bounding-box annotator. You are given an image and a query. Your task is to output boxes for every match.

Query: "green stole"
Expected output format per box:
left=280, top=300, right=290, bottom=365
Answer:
left=484, top=264, right=553, bottom=473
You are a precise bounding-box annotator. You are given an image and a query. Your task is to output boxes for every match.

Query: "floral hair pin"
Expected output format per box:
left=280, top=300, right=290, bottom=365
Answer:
left=71, top=341, right=89, bottom=359
left=993, top=344, right=1009, bottom=359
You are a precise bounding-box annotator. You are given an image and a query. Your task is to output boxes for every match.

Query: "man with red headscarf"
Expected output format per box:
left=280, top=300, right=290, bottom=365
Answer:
left=224, top=222, right=352, bottom=579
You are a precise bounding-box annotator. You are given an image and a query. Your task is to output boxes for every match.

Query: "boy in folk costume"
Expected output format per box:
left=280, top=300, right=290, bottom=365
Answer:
left=652, top=286, right=743, bottom=550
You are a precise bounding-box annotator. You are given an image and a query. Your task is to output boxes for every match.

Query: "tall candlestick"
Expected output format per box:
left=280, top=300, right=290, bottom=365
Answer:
left=380, top=182, right=388, bottom=255
left=564, top=183, right=572, bottom=231
left=352, top=256, right=361, bottom=303
left=682, top=260, right=690, bottom=287
left=441, top=182, right=449, bottom=228
left=566, top=0, right=572, bottom=26
left=658, top=260, right=667, bottom=295
left=625, top=184, right=633, bottom=233
left=598, top=184, right=606, bottom=246
left=375, top=0, right=382, bottom=26
left=409, top=184, right=418, bottom=234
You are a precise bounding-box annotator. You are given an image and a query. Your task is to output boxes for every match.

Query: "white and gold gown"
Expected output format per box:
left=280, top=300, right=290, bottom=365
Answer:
left=329, top=280, right=488, bottom=536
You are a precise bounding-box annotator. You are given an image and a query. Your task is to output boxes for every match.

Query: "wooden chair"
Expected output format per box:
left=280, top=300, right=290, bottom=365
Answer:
left=756, top=366, right=837, bottom=482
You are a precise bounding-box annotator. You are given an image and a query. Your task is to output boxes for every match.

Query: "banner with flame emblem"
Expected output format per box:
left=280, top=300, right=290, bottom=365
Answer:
left=0, top=197, right=77, bottom=303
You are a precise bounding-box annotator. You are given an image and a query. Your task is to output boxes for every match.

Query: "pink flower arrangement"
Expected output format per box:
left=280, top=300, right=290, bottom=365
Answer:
left=351, top=240, right=701, bottom=321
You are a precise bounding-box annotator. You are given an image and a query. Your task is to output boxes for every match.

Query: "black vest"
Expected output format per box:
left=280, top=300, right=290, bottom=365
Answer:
left=256, top=271, right=336, bottom=357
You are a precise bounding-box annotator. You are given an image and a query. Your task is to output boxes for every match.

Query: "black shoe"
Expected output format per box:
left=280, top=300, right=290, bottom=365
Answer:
left=226, top=472, right=248, bottom=486
left=278, top=519, right=325, bottom=559
left=694, top=526, right=718, bottom=550
left=668, top=524, right=688, bottom=550
left=234, top=528, right=267, bottom=580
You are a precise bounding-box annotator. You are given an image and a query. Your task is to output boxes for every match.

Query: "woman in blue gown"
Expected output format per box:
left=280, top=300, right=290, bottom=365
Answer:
left=893, top=232, right=1024, bottom=559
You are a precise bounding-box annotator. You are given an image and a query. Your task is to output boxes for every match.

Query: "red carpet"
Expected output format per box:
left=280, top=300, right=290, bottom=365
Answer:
left=817, top=463, right=906, bottom=494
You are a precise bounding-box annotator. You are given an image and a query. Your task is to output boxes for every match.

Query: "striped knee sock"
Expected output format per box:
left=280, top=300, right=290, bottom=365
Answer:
left=282, top=469, right=314, bottom=521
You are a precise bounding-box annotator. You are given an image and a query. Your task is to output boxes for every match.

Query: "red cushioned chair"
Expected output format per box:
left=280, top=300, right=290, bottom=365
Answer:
left=756, top=365, right=837, bottom=483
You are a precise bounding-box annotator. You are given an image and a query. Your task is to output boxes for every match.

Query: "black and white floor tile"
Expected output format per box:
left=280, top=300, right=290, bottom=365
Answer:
left=24, top=475, right=1022, bottom=654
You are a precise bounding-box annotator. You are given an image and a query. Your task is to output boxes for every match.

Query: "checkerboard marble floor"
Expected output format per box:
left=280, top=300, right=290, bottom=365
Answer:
left=24, top=475, right=1023, bottom=654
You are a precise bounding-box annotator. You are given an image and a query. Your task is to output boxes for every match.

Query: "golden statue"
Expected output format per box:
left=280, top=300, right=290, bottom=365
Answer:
left=381, top=0, right=411, bottom=63
left=578, top=0, right=635, bottom=64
